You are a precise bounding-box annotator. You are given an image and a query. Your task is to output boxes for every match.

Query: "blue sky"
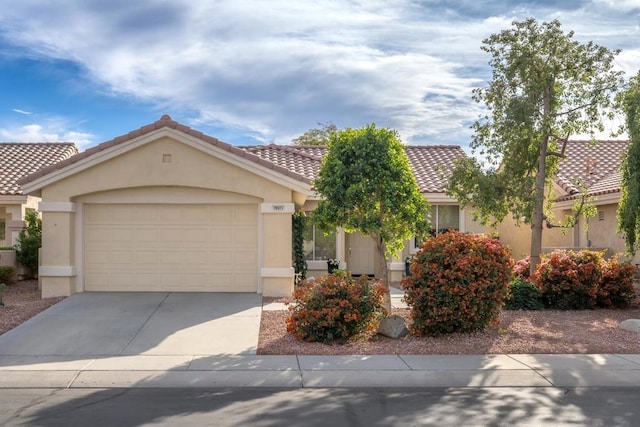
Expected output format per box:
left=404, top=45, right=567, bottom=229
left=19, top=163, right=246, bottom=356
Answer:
left=0, top=1, right=638, bottom=151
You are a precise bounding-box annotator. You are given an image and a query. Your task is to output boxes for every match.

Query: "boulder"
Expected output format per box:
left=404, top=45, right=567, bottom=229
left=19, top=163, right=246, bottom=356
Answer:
left=620, top=319, right=640, bottom=333
left=378, top=315, right=409, bottom=339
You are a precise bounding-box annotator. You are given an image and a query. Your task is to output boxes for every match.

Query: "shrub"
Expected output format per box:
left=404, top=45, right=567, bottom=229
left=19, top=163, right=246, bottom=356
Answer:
left=286, top=272, right=387, bottom=344
left=14, top=210, right=41, bottom=277
left=402, top=231, right=513, bottom=336
left=0, top=266, right=16, bottom=284
left=532, top=250, right=603, bottom=310
left=513, top=256, right=531, bottom=279
left=597, top=259, right=636, bottom=308
left=504, top=277, right=544, bottom=310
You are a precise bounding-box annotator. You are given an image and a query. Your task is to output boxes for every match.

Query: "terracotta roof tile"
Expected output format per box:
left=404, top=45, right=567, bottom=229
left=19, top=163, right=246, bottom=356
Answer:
left=241, top=144, right=466, bottom=193
left=0, top=143, right=78, bottom=196
left=555, top=140, right=628, bottom=201
left=18, top=115, right=312, bottom=187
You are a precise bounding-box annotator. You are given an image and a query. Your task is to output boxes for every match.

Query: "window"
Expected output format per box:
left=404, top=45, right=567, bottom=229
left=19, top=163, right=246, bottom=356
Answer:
left=429, top=205, right=460, bottom=235
left=303, top=222, right=336, bottom=261
left=0, top=219, right=5, bottom=241
left=411, top=205, right=460, bottom=253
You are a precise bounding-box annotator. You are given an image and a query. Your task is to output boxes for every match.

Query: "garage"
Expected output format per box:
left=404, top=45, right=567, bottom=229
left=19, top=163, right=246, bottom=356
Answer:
left=84, top=203, right=258, bottom=292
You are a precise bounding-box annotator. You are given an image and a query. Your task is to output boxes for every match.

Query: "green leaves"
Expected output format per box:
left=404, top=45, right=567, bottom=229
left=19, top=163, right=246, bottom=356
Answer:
left=448, top=18, right=623, bottom=265
left=617, top=72, right=640, bottom=254
left=313, top=124, right=429, bottom=262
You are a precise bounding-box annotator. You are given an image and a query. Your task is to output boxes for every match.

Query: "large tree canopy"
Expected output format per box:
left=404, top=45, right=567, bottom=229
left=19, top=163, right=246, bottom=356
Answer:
left=447, top=18, right=623, bottom=272
left=617, top=72, right=640, bottom=254
left=313, top=124, right=428, bottom=310
left=292, top=122, right=337, bottom=145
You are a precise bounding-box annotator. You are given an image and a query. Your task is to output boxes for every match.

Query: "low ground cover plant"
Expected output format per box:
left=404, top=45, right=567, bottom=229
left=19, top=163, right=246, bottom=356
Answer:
left=403, top=231, right=513, bottom=336
left=0, top=266, right=16, bottom=285
left=286, top=271, right=387, bottom=344
left=504, top=277, right=544, bottom=310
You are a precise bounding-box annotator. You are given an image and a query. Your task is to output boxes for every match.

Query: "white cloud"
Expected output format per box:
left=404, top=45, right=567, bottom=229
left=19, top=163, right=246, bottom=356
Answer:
left=0, top=123, right=94, bottom=148
left=0, top=0, right=636, bottom=147
left=12, top=108, right=33, bottom=115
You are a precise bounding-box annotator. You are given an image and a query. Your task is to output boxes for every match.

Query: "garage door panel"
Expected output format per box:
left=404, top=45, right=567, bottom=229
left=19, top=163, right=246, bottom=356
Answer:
left=84, top=204, right=258, bottom=292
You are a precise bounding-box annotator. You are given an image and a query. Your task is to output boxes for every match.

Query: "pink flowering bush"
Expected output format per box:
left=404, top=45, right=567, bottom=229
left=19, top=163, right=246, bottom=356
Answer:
left=532, top=250, right=603, bottom=310
left=286, top=272, right=387, bottom=344
left=597, top=258, right=636, bottom=308
left=513, top=256, right=531, bottom=279
left=402, top=231, right=513, bottom=336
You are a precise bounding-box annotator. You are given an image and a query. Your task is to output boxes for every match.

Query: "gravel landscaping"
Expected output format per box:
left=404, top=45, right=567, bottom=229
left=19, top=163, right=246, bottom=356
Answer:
left=2, top=280, right=639, bottom=356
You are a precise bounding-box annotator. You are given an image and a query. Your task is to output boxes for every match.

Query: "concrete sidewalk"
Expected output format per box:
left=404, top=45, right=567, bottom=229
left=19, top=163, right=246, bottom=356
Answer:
left=1, top=354, right=639, bottom=389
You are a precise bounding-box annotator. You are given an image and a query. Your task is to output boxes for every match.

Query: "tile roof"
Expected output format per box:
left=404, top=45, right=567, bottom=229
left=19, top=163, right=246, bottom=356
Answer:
left=555, top=140, right=628, bottom=202
left=18, top=115, right=466, bottom=194
left=241, top=144, right=466, bottom=193
left=18, top=115, right=312, bottom=187
left=0, top=143, right=78, bottom=196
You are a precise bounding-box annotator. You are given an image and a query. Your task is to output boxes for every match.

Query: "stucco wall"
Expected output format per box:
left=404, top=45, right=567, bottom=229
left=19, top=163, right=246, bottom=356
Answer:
left=36, top=135, right=301, bottom=297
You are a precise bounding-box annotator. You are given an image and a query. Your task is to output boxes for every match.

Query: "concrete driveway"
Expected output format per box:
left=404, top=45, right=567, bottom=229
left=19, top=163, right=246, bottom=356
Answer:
left=0, top=292, right=262, bottom=357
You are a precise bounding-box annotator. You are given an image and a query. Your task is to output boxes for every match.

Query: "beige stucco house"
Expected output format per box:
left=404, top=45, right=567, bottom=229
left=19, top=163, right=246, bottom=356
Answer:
left=18, top=115, right=483, bottom=298
left=497, top=140, right=635, bottom=263
left=1, top=143, right=78, bottom=250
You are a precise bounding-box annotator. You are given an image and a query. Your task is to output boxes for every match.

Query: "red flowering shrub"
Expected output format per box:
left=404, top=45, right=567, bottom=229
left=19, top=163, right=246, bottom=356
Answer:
left=597, top=259, right=636, bottom=308
left=532, top=250, right=603, bottom=310
left=513, top=256, right=531, bottom=279
left=402, top=231, right=513, bottom=336
left=286, top=272, right=387, bottom=344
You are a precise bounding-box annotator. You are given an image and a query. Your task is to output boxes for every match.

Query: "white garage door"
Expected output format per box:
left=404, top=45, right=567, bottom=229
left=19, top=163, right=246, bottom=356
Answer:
left=84, top=204, right=258, bottom=292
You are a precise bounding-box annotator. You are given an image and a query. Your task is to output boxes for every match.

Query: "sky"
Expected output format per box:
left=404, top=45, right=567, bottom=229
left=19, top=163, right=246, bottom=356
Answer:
left=0, top=1, right=638, bottom=152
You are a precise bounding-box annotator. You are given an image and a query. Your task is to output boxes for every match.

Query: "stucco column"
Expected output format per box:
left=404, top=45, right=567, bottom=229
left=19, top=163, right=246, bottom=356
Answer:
left=260, top=202, right=294, bottom=296
left=39, top=202, right=77, bottom=298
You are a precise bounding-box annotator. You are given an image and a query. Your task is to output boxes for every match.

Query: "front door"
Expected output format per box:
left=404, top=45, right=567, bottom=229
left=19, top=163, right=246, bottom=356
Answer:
left=347, top=232, right=375, bottom=276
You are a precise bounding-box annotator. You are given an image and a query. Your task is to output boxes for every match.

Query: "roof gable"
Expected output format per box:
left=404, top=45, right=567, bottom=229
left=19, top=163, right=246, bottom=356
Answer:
left=18, top=115, right=312, bottom=194
left=0, top=143, right=78, bottom=196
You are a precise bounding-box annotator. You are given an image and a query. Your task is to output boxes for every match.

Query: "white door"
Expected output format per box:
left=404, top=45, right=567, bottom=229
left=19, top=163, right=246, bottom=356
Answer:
left=84, top=204, right=258, bottom=292
left=347, top=232, right=375, bottom=275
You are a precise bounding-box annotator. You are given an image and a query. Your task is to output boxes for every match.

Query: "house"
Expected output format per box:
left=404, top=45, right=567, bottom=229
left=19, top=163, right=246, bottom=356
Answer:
left=497, top=140, right=634, bottom=262
left=0, top=143, right=78, bottom=249
left=17, top=115, right=483, bottom=298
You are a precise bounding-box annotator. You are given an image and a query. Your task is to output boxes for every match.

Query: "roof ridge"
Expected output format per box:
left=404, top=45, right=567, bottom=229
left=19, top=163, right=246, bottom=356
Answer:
left=17, top=115, right=311, bottom=187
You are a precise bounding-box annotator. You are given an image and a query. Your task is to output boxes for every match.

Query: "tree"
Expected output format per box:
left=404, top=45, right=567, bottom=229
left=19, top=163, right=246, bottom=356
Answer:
left=617, top=72, right=640, bottom=254
left=292, top=122, right=337, bottom=145
left=313, top=124, right=429, bottom=311
left=14, top=210, right=42, bottom=278
left=447, top=18, right=623, bottom=274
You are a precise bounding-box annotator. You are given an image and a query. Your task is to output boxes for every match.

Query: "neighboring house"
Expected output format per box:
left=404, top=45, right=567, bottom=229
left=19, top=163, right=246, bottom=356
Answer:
left=497, top=140, right=633, bottom=262
left=17, top=115, right=483, bottom=298
left=0, top=143, right=78, bottom=248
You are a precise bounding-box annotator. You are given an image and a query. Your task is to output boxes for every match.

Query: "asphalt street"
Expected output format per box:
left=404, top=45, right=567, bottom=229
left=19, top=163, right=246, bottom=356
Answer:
left=1, top=387, right=639, bottom=426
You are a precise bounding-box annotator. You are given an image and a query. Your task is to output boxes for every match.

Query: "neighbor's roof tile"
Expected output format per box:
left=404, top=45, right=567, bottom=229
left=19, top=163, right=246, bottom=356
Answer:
left=241, top=144, right=466, bottom=193
left=555, top=140, right=628, bottom=201
left=0, top=143, right=78, bottom=196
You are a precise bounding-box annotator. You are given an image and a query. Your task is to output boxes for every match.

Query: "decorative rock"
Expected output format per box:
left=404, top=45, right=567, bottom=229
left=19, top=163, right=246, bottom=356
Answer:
left=378, top=315, right=409, bottom=339
left=620, top=319, right=640, bottom=333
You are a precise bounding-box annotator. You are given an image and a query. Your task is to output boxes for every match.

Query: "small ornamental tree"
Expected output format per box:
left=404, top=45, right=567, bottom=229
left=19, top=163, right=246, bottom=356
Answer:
left=446, top=19, right=624, bottom=276
left=14, top=210, right=42, bottom=278
left=403, top=231, right=513, bottom=335
left=313, top=124, right=429, bottom=312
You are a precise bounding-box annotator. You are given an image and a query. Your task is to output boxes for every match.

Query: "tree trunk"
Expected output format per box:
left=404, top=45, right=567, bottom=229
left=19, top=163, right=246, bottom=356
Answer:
left=372, top=234, right=392, bottom=313
left=530, top=139, right=547, bottom=276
